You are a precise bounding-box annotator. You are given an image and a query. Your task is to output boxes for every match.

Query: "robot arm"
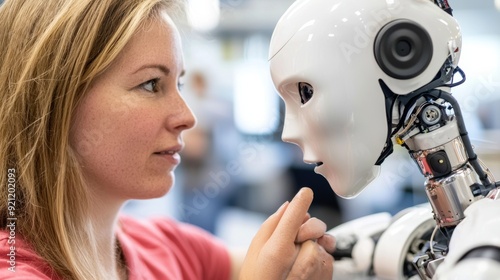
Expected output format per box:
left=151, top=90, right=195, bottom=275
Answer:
left=328, top=198, right=500, bottom=280
left=269, top=0, right=500, bottom=279
left=433, top=198, right=500, bottom=280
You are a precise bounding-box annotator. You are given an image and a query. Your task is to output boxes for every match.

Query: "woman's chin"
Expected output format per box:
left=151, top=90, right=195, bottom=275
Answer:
left=132, top=177, right=174, bottom=200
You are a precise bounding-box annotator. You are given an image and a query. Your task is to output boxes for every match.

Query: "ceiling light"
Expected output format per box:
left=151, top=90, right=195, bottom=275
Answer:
left=187, top=0, right=220, bottom=32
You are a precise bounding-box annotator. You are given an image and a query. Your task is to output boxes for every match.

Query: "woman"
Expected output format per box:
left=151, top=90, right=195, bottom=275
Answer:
left=0, top=0, right=334, bottom=279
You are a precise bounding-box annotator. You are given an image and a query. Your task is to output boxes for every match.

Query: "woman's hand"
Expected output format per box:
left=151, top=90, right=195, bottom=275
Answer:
left=239, top=187, right=335, bottom=280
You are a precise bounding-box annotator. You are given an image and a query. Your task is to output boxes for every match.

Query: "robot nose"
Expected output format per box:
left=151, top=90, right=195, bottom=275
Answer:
left=281, top=118, right=302, bottom=146
left=281, top=133, right=299, bottom=145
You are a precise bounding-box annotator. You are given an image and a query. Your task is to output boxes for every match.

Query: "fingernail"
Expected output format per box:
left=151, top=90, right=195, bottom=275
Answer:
left=297, top=187, right=311, bottom=197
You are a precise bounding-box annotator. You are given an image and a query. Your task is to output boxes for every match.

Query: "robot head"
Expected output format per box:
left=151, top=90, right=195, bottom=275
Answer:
left=269, top=0, right=461, bottom=198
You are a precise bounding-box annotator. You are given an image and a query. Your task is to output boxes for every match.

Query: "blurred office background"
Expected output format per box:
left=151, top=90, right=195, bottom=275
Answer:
left=2, top=0, right=496, bottom=249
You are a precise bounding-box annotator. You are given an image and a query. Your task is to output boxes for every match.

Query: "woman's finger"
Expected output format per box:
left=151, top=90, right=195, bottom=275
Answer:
left=317, top=234, right=336, bottom=254
left=295, top=217, right=327, bottom=243
left=287, top=240, right=334, bottom=279
left=247, top=201, right=289, bottom=251
left=269, top=187, right=314, bottom=246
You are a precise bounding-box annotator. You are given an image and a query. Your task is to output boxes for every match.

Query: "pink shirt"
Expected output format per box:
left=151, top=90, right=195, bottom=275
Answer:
left=0, top=216, right=231, bottom=279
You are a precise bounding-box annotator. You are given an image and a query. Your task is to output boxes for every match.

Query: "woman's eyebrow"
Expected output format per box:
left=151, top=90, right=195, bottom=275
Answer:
left=131, top=64, right=170, bottom=75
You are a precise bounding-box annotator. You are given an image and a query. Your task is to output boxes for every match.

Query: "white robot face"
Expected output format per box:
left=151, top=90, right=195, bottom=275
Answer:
left=269, top=0, right=461, bottom=198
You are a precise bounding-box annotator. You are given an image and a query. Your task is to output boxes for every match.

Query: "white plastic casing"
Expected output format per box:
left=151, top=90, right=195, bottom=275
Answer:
left=373, top=205, right=434, bottom=279
left=269, top=0, right=461, bottom=197
left=433, top=198, right=500, bottom=279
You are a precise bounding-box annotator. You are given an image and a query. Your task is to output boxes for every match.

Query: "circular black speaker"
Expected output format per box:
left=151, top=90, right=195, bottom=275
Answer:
left=374, top=19, right=433, bottom=79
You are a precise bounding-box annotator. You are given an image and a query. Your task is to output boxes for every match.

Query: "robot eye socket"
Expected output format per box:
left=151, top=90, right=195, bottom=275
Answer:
left=298, top=82, right=314, bottom=104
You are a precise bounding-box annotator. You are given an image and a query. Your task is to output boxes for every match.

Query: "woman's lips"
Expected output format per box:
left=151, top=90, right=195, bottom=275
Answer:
left=153, top=149, right=181, bottom=166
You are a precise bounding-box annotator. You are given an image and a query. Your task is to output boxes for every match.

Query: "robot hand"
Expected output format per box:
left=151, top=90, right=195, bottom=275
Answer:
left=327, top=212, right=391, bottom=276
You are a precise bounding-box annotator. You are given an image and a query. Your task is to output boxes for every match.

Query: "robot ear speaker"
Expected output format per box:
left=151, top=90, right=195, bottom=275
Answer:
left=374, top=19, right=433, bottom=79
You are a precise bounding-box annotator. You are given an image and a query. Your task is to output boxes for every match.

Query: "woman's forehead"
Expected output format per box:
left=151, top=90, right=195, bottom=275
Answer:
left=111, top=15, right=184, bottom=76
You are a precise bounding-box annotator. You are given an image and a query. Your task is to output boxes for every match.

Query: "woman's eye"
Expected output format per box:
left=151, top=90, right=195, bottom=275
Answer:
left=177, top=82, right=184, bottom=92
left=141, top=78, right=160, bottom=93
left=298, top=82, right=314, bottom=104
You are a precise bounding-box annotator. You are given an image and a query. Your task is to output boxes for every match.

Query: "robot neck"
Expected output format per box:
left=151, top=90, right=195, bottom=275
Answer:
left=393, top=90, right=499, bottom=229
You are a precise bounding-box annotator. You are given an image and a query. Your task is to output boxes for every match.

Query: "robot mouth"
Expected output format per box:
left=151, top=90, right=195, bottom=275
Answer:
left=313, top=162, right=324, bottom=175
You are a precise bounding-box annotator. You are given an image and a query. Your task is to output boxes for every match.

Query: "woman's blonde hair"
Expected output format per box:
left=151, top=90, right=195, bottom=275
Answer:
left=0, top=0, right=184, bottom=278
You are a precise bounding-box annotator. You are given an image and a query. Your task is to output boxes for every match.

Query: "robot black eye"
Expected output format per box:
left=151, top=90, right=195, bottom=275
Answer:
left=298, top=82, right=314, bottom=104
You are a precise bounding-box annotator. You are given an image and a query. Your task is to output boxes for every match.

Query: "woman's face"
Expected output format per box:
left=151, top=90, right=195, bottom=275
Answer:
left=70, top=14, right=195, bottom=200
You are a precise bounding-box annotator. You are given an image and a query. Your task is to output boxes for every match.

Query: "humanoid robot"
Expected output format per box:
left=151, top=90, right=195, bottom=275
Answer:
left=269, top=0, right=500, bottom=279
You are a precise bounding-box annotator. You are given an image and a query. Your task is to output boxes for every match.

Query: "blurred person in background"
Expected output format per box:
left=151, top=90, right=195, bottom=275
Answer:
left=179, top=70, right=236, bottom=233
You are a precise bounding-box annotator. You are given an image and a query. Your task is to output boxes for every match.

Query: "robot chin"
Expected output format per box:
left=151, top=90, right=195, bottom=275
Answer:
left=316, top=163, right=381, bottom=199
